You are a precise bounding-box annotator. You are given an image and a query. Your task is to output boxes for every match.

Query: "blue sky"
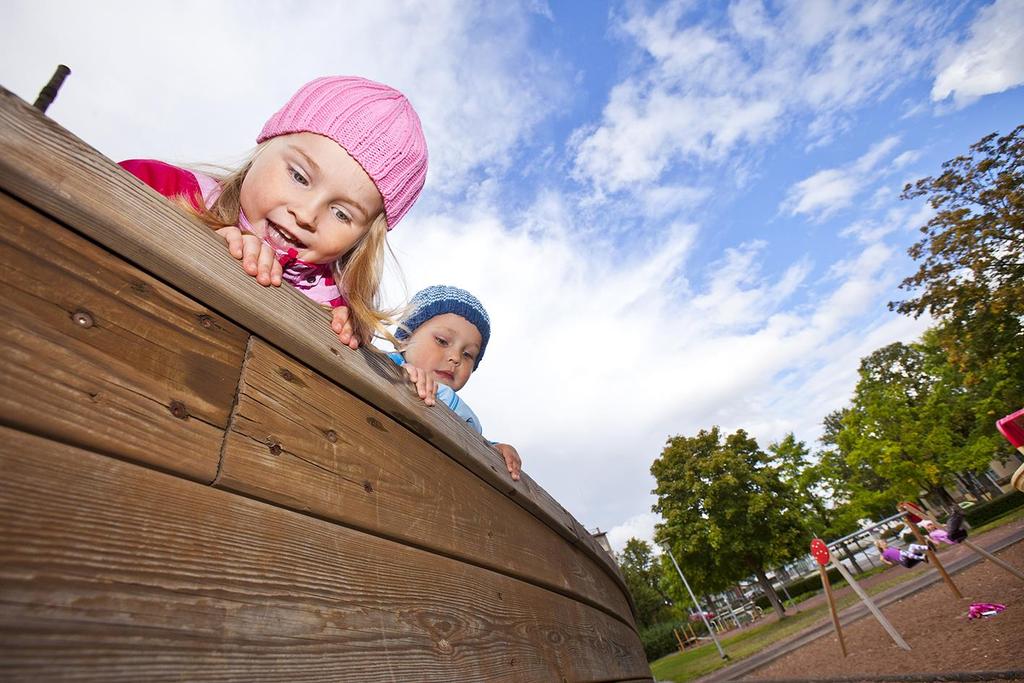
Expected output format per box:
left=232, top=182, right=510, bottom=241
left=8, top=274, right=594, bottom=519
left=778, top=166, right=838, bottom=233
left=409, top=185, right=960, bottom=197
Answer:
left=3, top=0, right=1022, bottom=551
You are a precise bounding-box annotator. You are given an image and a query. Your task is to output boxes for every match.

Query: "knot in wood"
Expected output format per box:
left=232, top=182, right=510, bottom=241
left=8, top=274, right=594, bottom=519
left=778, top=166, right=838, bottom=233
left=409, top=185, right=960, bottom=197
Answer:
left=362, top=480, right=374, bottom=493
left=277, top=367, right=308, bottom=388
left=437, top=638, right=452, bottom=654
left=366, top=417, right=386, bottom=432
left=70, top=309, right=94, bottom=328
left=196, top=314, right=214, bottom=329
left=168, top=400, right=188, bottom=420
left=325, top=429, right=338, bottom=443
left=268, top=441, right=282, bottom=456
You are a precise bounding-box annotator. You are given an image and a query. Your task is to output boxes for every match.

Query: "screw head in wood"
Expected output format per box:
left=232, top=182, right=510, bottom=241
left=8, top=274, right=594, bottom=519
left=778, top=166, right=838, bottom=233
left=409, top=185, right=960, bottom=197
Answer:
left=169, top=401, right=188, bottom=420
left=71, top=309, right=94, bottom=328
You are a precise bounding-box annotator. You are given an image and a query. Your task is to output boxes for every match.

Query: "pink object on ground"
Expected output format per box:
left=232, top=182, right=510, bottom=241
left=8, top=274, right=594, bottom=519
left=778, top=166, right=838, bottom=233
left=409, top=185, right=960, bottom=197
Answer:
left=258, top=76, right=428, bottom=230
left=967, top=602, right=1006, bottom=620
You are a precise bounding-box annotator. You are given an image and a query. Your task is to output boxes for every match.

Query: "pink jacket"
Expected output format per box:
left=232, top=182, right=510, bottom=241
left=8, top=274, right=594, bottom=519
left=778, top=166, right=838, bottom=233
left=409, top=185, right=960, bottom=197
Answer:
left=120, top=159, right=345, bottom=308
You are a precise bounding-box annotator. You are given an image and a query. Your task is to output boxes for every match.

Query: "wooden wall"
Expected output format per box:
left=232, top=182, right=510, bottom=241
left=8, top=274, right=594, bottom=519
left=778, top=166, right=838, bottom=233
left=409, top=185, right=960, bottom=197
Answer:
left=0, top=87, right=651, bottom=681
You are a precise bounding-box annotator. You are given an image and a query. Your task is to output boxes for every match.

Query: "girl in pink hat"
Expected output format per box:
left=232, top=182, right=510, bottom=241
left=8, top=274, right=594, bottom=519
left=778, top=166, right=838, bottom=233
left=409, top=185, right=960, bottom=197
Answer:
left=121, top=76, right=428, bottom=349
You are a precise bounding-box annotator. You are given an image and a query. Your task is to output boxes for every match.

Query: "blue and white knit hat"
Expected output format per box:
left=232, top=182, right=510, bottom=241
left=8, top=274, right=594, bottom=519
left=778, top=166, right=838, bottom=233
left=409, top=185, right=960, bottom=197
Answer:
left=396, top=285, right=491, bottom=367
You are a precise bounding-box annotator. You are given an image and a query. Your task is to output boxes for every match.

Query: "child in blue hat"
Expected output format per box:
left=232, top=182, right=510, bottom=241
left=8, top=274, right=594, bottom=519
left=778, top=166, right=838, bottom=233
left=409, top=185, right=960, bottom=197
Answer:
left=389, top=285, right=521, bottom=481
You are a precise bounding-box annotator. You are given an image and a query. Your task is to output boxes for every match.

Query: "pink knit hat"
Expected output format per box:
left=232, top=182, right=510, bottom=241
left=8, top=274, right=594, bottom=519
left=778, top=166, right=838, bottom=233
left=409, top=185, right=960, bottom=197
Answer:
left=258, top=76, right=428, bottom=229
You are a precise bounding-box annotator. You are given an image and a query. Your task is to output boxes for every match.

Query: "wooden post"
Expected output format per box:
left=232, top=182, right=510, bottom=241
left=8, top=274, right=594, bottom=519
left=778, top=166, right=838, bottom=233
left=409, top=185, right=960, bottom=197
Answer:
left=902, top=510, right=962, bottom=599
left=962, top=540, right=1024, bottom=582
left=818, top=564, right=847, bottom=658
left=33, top=65, right=71, bottom=113
left=831, top=559, right=911, bottom=651
left=673, top=627, right=686, bottom=652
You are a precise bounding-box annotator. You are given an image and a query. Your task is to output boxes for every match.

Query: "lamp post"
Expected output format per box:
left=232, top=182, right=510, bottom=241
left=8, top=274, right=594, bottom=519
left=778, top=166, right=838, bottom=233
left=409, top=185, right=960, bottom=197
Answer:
left=664, top=546, right=728, bottom=660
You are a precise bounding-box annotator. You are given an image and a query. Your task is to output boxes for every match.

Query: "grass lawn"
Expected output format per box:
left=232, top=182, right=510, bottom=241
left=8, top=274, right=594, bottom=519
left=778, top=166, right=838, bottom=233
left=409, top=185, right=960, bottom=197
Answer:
left=650, top=507, right=1024, bottom=682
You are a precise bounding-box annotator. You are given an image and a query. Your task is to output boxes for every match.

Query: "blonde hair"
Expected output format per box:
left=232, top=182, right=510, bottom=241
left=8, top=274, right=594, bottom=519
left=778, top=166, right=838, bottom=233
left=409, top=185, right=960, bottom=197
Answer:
left=178, top=145, right=399, bottom=347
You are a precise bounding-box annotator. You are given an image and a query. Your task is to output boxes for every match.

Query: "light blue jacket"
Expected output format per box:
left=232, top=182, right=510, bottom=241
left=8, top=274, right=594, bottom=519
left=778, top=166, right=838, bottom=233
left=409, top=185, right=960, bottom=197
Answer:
left=388, top=352, right=483, bottom=435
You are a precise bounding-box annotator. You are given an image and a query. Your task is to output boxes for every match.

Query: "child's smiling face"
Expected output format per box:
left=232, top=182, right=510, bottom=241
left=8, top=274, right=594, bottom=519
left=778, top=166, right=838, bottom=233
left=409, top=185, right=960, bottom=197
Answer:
left=402, top=314, right=482, bottom=392
left=239, top=132, right=384, bottom=263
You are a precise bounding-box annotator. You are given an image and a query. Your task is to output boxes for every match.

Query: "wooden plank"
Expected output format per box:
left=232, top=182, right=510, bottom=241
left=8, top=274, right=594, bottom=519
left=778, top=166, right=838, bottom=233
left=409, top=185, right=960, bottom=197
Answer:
left=216, top=339, right=634, bottom=625
left=0, top=191, right=247, bottom=482
left=0, top=84, right=626, bottom=604
left=0, top=426, right=652, bottom=682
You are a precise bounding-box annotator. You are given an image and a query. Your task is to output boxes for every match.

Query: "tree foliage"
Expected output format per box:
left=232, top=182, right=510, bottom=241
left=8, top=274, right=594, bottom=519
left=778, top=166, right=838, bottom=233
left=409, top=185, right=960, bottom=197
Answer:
left=651, top=427, right=808, bottom=618
left=769, top=433, right=859, bottom=540
left=813, top=408, right=898, bottom=531
left=894, top=125, right=1023, bottom=400
left=891, top=124, right=1024, bottom=464
left=894, top=124, right=1023, bottom=328
left=834, top=337, right=1005, bottom=508
left=617, top=538, right=674, bottom=629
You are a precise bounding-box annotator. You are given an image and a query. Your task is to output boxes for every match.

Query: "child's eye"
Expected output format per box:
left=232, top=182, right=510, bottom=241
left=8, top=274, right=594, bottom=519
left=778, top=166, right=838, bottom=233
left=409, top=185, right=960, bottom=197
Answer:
left=434, top=336, right=448, bottom=347
left=290, top=167, right=309, bottom=186
left=462, top=351, right=476, bottom=360
left=331, top=206, right=351, bottom=222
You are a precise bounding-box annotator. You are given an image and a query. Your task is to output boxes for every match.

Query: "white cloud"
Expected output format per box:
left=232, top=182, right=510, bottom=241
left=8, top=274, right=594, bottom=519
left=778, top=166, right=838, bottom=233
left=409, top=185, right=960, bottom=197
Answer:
left=1, top=0, right=953, bottom=554
left=840, top=201, right=934, bottom=244
left=0, top=0, right=567, bottom=201
left=782, top=136, right=901, bottom=220
left=387, top=183, right=923, bottom=529
left=932, top=0, right=1024, bottom=109
left=606, top=512, right=661, bottom=554
left=572, top=0, right=947, bottom=195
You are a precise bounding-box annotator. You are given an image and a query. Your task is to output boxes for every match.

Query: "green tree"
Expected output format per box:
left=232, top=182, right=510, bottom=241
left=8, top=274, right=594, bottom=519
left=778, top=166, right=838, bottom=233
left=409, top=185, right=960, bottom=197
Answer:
left=768, top=434, right=830, bottom=535
left=768, top=433, right=873, bottom=574
left=815, top=408, right=897, bottom=532
left=836, top=339, right=997, bottom=508
left=893, top=124, right=1024, bottom=446
left=651, top=427, right=808, bottom=619
left=617, top=538, right=674, bottom=629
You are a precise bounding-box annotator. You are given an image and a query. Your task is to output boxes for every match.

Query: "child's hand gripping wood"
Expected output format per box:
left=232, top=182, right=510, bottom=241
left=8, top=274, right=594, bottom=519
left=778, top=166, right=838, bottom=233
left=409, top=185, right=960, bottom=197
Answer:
left=218, top=225, right=362, bottom=349
left=494, top=442, right=522, bottom=481
left=398, top=362, right=438, bottom=407
left=215, top=225, right=285, bottom=286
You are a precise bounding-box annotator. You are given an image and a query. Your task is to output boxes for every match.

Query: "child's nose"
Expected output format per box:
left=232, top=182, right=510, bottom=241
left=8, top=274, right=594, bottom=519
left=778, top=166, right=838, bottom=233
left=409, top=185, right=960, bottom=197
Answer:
left=289, top=200, right=317, bottom=229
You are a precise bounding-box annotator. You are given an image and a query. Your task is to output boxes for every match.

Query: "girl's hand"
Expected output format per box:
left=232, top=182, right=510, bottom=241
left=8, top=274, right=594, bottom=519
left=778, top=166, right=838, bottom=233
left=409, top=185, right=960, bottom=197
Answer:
left=494, top=443, right=522, bottom=481
left=401, top=363, right=437, bottom=406
left=215, top=226, right=283, bottom=286
left=330, top=306, right=361, bottom=350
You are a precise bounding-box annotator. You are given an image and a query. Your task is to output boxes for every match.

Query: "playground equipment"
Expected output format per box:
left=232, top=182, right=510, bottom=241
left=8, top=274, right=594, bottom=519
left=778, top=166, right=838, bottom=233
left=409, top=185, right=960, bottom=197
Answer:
left=898, top=501, right=1024, bottom=585
left=810, top=538, right=911, bottom=655
left=996, top=407, right=1024, bottom=492
left=672, top=622, right=699, bottom=651
left=897, top=502, right=962, bottom=599
left=0, top=85, right=649, bottom=680
left=810, top=496, right=1024, bottom=658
